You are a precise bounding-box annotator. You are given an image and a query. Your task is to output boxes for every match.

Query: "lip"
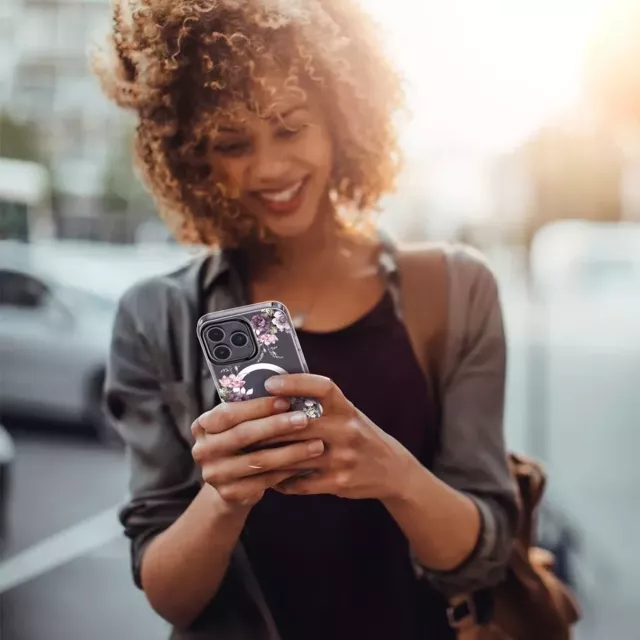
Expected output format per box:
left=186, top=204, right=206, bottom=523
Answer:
left=251, top=176, right=311, bottom=216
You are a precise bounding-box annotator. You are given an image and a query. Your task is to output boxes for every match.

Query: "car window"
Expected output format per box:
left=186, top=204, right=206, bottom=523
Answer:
left=0, top=270, right=50, bottom=309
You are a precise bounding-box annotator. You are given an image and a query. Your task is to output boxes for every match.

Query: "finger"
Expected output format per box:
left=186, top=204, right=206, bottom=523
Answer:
left=215, top=410, right=310, bottom=454
left=275, top=472, right=335, bottom=496
left=192, top=396, right=290, bottom=438
left=202, top=439, right=325, bottom=485
left=264, top=374, right=348, bottom=413
left=217, top=469, right=303, bottom=505
left=255, top=415, right=346, bottom=449
left=278, top=454, right=330, bottom=473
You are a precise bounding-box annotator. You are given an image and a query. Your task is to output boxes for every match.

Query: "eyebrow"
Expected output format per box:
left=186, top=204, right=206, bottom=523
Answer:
left=270, top=105, right=308, bottom=122
left=217, top=124, right=245, bottom=134
left=215, top=105, right=309, bottom=134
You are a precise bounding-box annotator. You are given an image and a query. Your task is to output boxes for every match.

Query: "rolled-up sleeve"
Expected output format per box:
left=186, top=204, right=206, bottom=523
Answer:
left=105, top=288, right=200, bottom=589
left=424, top=250, right=518, bottom=596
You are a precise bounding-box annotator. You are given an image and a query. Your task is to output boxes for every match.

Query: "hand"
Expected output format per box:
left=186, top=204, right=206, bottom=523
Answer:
left=191, top=396, right=325, bottom=508
left=263, top=374, right=415, bottom=501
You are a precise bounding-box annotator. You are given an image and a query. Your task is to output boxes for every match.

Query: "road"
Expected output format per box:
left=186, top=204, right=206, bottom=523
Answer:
left=0, top=426, right=169, bottom=640
left=1, top=290, right=640, bottom=639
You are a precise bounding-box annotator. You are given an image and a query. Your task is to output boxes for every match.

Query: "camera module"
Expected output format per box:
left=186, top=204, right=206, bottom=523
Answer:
left=213, top=344, right=232, bottom=361
left=207, top=326, right=225, bottom=343
left=230, top=331, right=249, bottom=348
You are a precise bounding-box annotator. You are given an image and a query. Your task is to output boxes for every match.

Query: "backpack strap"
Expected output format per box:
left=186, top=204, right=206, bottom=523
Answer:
left=394, top=243, right=449, bottom=423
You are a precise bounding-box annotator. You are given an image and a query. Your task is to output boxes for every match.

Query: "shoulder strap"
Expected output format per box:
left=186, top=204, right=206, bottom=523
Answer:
left=394, top=243, right=449, bottom=424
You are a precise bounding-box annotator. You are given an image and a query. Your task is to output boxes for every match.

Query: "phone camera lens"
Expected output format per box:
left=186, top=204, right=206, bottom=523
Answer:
left=207, top=326, right=225, bottom=343
left=230, top=332, right=248, bottom=348
left=213, top=345, right=232, bottom=361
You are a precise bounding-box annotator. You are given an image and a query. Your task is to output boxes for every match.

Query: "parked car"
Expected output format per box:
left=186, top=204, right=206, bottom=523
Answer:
left=0, top=240, right=195, bottom=442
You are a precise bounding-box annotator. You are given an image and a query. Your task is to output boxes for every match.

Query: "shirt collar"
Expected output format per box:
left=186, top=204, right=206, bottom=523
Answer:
left=200, top=232, right=400, bottom=305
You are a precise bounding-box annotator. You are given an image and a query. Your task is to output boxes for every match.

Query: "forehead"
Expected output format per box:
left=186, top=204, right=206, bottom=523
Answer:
left=214, top=72, right=309, bottom=129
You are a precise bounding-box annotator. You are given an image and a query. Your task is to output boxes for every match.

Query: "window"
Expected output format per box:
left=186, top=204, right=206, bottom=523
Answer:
left=0, top=270, right=49, bottom=309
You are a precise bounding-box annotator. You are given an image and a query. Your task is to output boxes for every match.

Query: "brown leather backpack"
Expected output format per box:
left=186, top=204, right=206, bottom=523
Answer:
left=396, top=244, right=581, bottom=640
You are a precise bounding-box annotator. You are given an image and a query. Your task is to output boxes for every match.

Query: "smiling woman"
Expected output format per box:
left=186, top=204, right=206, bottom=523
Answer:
left=92, top=2, right=518, bottom=639
left=90, top=0, right=404, bottom=251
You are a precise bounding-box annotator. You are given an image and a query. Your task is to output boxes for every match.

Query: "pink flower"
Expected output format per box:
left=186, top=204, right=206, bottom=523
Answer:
left=258, top=333, right=278, bottom=346
left=219, top=374, right=245, bottom=389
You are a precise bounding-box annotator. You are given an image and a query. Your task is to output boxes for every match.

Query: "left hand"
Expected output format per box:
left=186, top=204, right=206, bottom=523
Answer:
left=262, top=374, right=417, bottom=501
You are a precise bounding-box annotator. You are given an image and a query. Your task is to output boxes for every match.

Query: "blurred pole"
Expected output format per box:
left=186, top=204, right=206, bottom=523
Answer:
left=526, top=240, right=550, bottom=464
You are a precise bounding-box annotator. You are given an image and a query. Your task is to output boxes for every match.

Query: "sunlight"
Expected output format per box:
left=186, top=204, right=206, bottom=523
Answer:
left=365, top=0, right=613, bottom=156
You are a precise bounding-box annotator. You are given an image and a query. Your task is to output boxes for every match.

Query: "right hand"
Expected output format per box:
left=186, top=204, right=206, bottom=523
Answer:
left=191, top=396, right=325, bottom=508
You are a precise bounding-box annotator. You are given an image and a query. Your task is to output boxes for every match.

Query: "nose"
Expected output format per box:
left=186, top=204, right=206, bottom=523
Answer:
left=248, top=139, right=294, bottom=188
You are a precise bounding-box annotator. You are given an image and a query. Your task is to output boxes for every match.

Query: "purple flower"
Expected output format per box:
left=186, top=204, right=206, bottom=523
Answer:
left=219, top=375, right=245, bottom=389
left=272, top=310, right=291, bottom=332
left=258, top=333, right=278, bottom=346
left=251, top=313, right=270, bottom=334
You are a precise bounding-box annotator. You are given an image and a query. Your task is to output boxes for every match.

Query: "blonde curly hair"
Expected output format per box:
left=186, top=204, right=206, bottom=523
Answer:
left=91, top=0, right=405, bottom=248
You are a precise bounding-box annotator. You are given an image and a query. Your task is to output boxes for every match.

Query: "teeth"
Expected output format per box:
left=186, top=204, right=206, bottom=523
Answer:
left=259, top=180, right=303, bottom=203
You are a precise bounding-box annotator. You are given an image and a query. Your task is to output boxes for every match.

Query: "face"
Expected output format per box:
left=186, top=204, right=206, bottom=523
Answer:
left=209, top=80, right=334, bottom=241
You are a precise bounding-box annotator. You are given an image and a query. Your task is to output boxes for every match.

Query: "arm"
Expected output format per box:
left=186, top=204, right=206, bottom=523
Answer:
left=258, top=251, right=517, bottom=595
left=139, top=485, right=250, bottom=629
left=382, top=460, right=482, bottom=572
left=106, top=292, right=246, bottom=629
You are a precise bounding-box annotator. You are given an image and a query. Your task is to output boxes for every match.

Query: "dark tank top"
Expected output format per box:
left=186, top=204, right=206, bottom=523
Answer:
left=243, top=292, right=452, bottom=639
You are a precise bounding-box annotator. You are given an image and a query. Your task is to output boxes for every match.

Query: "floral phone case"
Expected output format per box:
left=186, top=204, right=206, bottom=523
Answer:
left=197, top=301, right=323, bottom=419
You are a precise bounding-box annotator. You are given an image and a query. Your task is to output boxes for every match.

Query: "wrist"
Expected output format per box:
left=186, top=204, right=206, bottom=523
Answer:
left=383, top=448, right=427, bottom=506
left=201, top=484, right=252, bottom=523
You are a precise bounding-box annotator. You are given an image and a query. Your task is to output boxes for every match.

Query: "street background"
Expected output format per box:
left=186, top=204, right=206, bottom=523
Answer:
left=2, top=0, right=640, bottom=638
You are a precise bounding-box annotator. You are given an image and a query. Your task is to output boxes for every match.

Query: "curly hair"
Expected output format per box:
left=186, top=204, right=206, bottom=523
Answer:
left=91, top=0, right=405, bottom=248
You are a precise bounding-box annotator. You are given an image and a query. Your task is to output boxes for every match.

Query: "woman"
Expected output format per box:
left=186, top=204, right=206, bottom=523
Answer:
left=92, top=1, right=517, bottom=638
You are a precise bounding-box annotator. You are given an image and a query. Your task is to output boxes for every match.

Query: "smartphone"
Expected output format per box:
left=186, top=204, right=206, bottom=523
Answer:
left=197, top=301, right=323, bottom=422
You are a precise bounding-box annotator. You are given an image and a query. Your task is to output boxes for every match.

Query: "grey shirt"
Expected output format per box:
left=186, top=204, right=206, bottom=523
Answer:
left=105, top=243, right=517, bottom=638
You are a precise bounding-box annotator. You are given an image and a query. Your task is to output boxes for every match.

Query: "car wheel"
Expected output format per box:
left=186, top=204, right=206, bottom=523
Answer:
left=87, top=370, right=123, bottom=449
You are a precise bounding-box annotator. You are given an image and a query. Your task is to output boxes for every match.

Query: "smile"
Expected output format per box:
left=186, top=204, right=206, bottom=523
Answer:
left=256, top=179, right=305, bottom=203
left=252, top=177, right=310, bottom=215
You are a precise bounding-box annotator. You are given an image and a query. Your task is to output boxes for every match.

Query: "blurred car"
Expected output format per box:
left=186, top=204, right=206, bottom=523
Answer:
left=0, top=244, right=118, bottom=441
left=0, top=422, right=15, bottom=552
left=0, top=239, right=196, bottom=442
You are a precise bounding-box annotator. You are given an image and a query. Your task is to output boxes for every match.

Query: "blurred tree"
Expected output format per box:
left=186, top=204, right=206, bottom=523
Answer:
left=102, top=126, right=155, bottom=217
left=0, top=111, right=43, bottom=163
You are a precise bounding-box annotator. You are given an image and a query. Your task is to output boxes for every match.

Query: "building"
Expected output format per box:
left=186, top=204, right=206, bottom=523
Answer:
left=1, top=0, right=130, bottom=216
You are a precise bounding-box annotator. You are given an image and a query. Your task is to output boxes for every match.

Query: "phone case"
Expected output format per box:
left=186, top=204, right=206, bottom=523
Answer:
left=197, top=301, right=323, bottom=418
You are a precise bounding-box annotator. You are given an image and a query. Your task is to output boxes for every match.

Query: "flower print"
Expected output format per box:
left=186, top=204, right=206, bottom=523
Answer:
left=272, top=310, right=291, bottom=333
left=219, top=374, right=245, bottom=389
left=251, top=313, right=270, bottom=334
left=220, top=386, right=254, bottom=403
left=258, top=332, right=278, bottom=346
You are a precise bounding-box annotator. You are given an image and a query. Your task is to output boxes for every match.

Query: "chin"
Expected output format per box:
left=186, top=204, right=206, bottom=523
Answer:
left=260, top=205, right=322, bottom=241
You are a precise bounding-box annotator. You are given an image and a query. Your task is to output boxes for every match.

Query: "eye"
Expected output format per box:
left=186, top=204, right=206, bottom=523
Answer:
left=276, top=123, right=309, bottom=140
left=213, top=140, right=252, bottom=157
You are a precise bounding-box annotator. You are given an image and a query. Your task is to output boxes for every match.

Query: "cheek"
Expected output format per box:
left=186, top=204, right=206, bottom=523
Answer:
left=212, top=159, right=245, bottom=197
left=303, top=129, right=334, bottom=175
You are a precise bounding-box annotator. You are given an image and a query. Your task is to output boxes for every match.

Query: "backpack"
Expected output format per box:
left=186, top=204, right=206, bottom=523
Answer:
left=395, top=244, right=581, bottom=640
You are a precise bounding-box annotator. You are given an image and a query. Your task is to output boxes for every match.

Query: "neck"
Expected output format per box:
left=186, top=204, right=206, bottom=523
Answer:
left=274, top=211, right=340, bottom=278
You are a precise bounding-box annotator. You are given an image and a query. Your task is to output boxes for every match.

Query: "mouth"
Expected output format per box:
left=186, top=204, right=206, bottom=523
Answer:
left=251, top=177, right=310, bottom=216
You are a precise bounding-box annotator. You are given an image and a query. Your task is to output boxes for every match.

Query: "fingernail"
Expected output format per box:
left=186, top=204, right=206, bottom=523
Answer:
left=273, top=398, right=290, bottom=412
left=308, top=440, right=324, bottom=456
left=265, top=376, right=283, bottom=392
left=289, top=412, right=307, bottom=428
